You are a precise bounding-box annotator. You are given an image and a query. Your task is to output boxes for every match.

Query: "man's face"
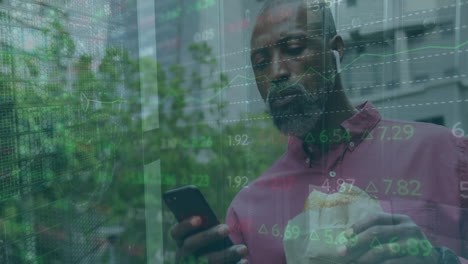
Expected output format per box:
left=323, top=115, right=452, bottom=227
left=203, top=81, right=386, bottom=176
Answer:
left=250, top=2, right=335, bottom=137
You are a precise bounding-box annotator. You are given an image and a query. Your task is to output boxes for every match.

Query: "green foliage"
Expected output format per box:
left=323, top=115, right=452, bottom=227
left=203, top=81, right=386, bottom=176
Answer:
left=0, top=3, right=288, bottom=264
left=148, top=40, right=287, bottom=262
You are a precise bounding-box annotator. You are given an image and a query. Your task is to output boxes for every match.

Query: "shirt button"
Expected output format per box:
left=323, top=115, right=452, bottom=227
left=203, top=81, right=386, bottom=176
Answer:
left=329, top=171, right=336, bottom=177
left=305, top=158, right=310, bottom=164
left=349, top=142, right=355, bottom=148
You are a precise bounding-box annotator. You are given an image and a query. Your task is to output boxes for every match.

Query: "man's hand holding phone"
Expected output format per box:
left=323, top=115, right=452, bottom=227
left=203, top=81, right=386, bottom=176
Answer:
left=170, top=216, right=249, bottom=264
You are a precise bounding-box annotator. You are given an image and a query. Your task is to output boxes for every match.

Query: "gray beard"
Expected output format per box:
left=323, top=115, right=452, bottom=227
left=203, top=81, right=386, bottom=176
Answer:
left=266, top=82, right=329, bottom=139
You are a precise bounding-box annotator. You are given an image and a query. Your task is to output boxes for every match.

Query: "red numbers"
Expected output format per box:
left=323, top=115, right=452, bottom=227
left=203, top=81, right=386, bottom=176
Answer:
left=256, top=15, right=265, bottom=25
left=271, top=178, right=280, bottom=189
left=278, top=133, right=289, bottom=144
left=237, top=220, right=252, bottom=233
left=158, top=37, right=180, bottom=51
left=226, top=217, right=236, bottom=230
left=287, top=132, right=296, bottom=145
left=255, top=132, right=295, bottom=145
left=226, top=217, right=251, bottom=233
left=228, top=19, right=250, bottom=34
left=266, top=14, right=274, bottom=23
left=279, top=8, right=293, bottom=19
left=258, top=176, right=295, bottom=190
left=285, top=176, right=295, bottom=190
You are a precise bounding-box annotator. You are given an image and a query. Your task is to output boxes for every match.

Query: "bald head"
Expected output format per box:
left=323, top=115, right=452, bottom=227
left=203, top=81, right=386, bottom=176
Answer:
left=249, top=0, right=347, bottom=138
left=254, top=0, right=337, bottom=43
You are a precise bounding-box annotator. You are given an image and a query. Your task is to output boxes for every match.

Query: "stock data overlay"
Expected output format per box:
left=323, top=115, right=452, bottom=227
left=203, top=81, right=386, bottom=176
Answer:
left=0, top=0, right=467, bottom=264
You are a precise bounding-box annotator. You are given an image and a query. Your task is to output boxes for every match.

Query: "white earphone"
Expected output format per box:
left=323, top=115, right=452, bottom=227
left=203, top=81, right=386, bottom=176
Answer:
left=332, top=50, right=341, bottom=72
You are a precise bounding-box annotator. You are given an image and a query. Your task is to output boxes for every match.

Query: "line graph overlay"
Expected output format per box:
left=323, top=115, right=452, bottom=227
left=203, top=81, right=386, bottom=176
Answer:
left=186, top=41, right=468, bottom=104
left=80, top=93, right=127, bottom=111
left=196, top=98, right=468, bottom=125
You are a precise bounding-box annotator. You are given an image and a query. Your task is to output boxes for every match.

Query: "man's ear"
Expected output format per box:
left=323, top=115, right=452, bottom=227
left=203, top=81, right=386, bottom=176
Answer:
left=329, top=35, right=345, bottom=60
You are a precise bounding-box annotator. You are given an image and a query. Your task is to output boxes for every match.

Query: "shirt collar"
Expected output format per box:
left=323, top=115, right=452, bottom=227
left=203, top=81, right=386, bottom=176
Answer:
left=287, top=101, right=381, bottom=160
left=340, top=101, right=381, bottom=142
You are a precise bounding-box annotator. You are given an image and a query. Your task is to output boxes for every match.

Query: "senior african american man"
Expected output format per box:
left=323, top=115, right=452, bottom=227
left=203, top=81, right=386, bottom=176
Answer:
left=170, top=0, right=468, bottom=263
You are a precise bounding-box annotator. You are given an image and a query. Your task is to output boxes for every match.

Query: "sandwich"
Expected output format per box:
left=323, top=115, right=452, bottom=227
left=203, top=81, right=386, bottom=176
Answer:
left=283, top=184, right=382, bottom=264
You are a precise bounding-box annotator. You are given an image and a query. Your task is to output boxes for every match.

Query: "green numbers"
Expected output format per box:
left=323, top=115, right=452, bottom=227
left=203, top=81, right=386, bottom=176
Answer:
left=290, top=225, right=301, bottom=239
left=378, top=126, right=388, bottom=140
left=375, top=237, right=433, bottom=257
left=258, top=224, right=301, bottom=240
left=360, top=125, right=415, bottom=141
left=367, top=179, right=422, bottom=196
left=228, top=134, right=249, bottom=146
left=244, top=132, right=294, bottom=145
left=383, top=179, right=393, bottom=194
left=227, top=176, right=249, bottom=188
left=163, top=136, right=213, bottom=149
left=321, top=178, right=331, bottom=192
left=280, top=127, right=412, bottom=145
left=161, top=174, right=177, bottom=186
left=144, top=174, right=208, bottom=187
left=304, top=228, right=353, bottom=244
left=406, top=238, right=419, bottom=256
left=323, top=229, right=334, bottom=244
left=159, top=0, right=215, bottom=23
left=388, top=236, right=400, bottom=253
left=392, top=126, right=403, bottom=140
left=319, top=130, right=329, bottom=143
left=192, top=174, right=210, bottom=187
left=183, top=136, right=213, bottom=148
left=284, top=225, right=292, bottom=239
left=336, top=178, right=355, bottom=192
left=347, top=232, right=359, bottom=247
left=362, top=129, right=374, bottom=140
left=342, top=129, right=352, bottom=141
left=306, top=229, right=359, bottom=247
left=272, top=224, right=281, bottom=237
left=337, top=178, right=346, bottom=192
left=191, top=136, right=213, bottom=148
left=397, top=180, right=409, bottom=195
left=304, top=129, right=352, bottom=144
left=320, top=178, right=355, bottom=193
left=419, top=239, right=433, bottom=256
left=452, top=122, right=465, bottom=138
left=305, top=133, right=316, bottom=143
left=409, top=180, right=422, bottom=196
left=331, top=129, right=342, bottom=142
left=336, top=231, right=349, bottom=245
left=181, top=175, right=189, bottom=185
left=403, top=125, right=415, bottom=139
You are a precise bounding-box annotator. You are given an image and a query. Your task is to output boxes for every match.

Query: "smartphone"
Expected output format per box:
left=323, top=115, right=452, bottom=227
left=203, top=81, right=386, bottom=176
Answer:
left=163, top=185, right=234, bottom=253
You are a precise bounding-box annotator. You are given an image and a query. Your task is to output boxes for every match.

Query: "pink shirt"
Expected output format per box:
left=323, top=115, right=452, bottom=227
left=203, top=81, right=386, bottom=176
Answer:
left=226, top=101, right=468, bottom=264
